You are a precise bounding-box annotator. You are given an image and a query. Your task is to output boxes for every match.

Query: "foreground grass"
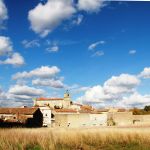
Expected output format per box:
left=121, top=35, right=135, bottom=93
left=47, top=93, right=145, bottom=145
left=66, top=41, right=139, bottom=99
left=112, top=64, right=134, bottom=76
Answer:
left=0, top=127, right=150, bottom=150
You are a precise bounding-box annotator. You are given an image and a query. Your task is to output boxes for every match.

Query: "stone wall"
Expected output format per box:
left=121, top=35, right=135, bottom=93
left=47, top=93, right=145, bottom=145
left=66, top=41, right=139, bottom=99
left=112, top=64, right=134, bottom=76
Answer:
left=108, top=112, right=133, bottom=126
left=133, top=115, right=150, bottom=126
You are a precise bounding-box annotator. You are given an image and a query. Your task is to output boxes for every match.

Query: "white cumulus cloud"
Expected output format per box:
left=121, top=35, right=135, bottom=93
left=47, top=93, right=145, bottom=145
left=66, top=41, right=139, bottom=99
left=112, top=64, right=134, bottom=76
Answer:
left=78, top=0, right=105, bottom=13
left=12, top=66, right=60, bottom=80
left=104, top=74, right=140, bottom=95
left=28, top=0, right=76, bottom=37
left=77, top=85, right=112, bottom=103
left=77, top=74, right=140, bottom=105
left=118, top=92, right=150, bottom=107
left=9, top=84, right=45, bottom=97
left=139, top=67, right=150, bottom=79
left=0, top=36, right=12, bottom=55
left=32, top=78, right=64, bottom=88
left=0, top=0, right=8, bottom=26
left=0, top=52, right=25, bottom=67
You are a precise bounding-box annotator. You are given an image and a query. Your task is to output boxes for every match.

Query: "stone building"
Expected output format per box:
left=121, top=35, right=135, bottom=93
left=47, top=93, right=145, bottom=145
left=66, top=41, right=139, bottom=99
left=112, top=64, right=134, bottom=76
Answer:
left=38, top=106, right=51, bottom=127
left=0, top=107, right=43, bottom=127
left=34, top=91, right=71, bottom=109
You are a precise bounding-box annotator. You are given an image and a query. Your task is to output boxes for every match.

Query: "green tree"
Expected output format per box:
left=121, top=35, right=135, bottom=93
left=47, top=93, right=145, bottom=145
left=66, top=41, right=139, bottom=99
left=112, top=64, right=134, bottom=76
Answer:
left=144, top=105, right=150, bottom=112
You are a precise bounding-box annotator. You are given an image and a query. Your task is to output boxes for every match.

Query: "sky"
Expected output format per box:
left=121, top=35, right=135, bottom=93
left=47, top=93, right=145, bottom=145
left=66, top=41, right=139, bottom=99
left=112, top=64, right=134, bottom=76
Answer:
left=0, top=0, right=150, bottom=108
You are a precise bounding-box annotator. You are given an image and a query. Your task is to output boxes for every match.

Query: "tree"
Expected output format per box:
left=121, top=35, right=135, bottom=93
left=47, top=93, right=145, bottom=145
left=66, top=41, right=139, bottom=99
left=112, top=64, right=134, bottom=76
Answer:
left=144, top=105, right=150, bottom=112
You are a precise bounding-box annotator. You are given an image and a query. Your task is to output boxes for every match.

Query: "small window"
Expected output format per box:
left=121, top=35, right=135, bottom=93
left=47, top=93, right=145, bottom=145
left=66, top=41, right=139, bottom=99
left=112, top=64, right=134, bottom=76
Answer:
left=45, top=114, right=47, bottom=116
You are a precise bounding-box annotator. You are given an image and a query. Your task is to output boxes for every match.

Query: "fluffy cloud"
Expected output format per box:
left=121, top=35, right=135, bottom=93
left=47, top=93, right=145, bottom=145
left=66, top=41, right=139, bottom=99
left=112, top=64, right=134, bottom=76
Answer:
left=22, top=39, right=40, bottom=48
left=12, top=66, right=60, bottom=80
left=139, top=67, right=150, bottom=79
left=9, top=85, right=45, bottom=97
left=0, top=52, right=25, bottom=67
left=78, top=0, right=105, bottom=13
left=28, top=0, right=76, bottom=37
left=104, top=74, right=140, bottom=95
left=0, top=85, right=43, bottom=107
left=77, top=85, right=112, bottom=103
left=0, top=36, right=25, bottom=67
left=88, top=41, right=105, bottom=50
left=32, top=78, right=64, bottom=88
left=77, top=74, right=140, bottom=105
left=0, top=36, right=12, bottom=55
left=0, top=0, right=8, bottom=25
left=118, top=92, right=150, bottom=107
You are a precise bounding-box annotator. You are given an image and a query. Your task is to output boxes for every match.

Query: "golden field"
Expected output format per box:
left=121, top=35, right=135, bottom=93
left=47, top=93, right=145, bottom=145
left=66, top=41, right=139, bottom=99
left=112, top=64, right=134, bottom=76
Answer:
left=0, top=127, right=150, bottom=150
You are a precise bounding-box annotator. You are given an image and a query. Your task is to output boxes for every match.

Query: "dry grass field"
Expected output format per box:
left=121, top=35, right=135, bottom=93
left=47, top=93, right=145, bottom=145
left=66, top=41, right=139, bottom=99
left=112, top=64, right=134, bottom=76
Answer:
left=0, top=127, right=150, bottom=150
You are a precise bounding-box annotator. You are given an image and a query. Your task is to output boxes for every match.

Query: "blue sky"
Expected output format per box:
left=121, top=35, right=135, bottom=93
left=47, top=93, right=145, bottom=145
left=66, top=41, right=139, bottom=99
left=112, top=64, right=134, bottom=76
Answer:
left=0, top=0, right=150, bottom=108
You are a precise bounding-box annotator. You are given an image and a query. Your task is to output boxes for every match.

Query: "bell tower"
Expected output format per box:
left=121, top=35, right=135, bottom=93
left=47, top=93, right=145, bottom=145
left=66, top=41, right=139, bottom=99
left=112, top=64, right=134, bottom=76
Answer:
left=63, top=90, right=71, bottom=108
left=64, top=90, right=70, bottom=100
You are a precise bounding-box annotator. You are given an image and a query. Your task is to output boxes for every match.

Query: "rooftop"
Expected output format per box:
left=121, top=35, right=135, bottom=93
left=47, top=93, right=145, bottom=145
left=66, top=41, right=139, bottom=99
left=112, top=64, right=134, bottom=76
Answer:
left=36, top=97, right=64, bottom=101
left=0, top=107, right=39, bottom=115
left=54, top=109, right=77, bottom=113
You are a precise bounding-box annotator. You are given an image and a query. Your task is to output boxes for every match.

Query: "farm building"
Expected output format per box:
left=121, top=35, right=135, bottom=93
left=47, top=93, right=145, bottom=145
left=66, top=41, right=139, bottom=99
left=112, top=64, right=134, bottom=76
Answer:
left=0, top=107, right=43, bottom=127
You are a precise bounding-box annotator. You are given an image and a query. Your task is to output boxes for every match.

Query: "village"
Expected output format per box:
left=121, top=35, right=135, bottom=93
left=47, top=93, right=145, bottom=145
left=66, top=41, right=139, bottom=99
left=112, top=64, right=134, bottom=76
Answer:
left=0, top=91, right=150, bottom=128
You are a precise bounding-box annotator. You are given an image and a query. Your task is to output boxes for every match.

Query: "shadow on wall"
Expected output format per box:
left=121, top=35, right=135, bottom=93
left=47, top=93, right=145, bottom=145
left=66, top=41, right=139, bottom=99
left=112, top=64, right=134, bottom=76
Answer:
left=0, top=109, right=43, bottom=128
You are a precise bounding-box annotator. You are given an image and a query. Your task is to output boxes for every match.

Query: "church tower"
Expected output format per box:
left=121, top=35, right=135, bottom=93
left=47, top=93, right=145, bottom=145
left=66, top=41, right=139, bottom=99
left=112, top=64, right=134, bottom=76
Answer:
left=63, top=90, right=71, bottom=108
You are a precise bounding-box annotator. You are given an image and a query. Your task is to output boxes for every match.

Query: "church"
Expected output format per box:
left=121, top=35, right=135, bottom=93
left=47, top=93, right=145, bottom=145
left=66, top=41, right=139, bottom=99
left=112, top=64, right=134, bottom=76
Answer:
left=33, top=91, right=71, bottom=109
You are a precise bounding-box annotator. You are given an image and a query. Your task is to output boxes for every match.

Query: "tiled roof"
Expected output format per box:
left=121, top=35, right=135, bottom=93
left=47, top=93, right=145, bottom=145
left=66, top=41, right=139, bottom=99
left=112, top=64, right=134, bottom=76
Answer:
left=36, top=97, right=63, bottom=101
left=54, top=109, right=77, bottom=113
left=0, top=107, right=39, bottom=115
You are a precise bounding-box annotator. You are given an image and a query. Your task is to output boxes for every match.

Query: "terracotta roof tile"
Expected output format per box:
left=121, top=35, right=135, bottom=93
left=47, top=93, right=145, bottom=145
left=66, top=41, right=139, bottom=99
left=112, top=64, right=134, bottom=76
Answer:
left=0, top=108, right=39, bottom=115
left=36, top=97, right=63, bottom=101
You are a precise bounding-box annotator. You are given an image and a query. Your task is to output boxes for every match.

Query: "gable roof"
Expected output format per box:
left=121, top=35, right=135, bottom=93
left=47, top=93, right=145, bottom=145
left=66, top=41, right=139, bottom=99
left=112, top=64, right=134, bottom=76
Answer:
left=0, top=107, right=39, bottom=115
left=36, top=97, right=63, bottom=101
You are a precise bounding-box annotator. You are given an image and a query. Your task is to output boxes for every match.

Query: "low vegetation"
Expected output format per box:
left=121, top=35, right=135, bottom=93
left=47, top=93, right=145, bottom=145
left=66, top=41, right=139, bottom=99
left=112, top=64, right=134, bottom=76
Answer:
left=0, top=127, right=150, bottom=150
left=132, top=105, right=150, bottom=115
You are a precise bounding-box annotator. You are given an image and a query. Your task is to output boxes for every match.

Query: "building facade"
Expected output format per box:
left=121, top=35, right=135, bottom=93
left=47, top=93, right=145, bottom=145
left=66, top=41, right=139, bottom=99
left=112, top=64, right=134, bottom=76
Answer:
left=34, top=91, right=71, bottom=109
left=0, top=107, right=43, bottom=127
